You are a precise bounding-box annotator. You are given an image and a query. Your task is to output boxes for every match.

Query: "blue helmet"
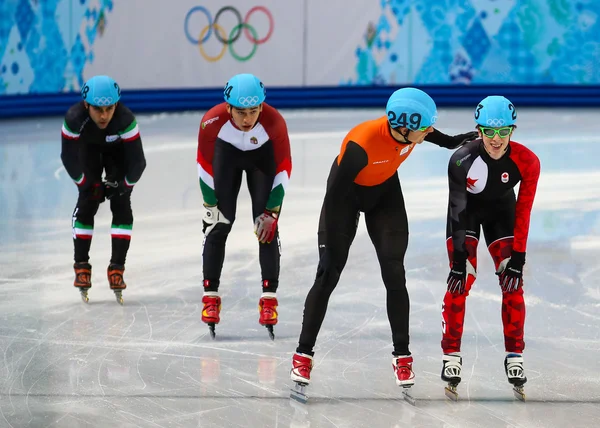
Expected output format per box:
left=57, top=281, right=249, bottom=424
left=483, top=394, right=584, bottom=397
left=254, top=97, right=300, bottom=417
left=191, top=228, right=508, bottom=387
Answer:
left=386, top=87, right=437, bottom=131
left=474, top=95, right=517, bottom=127
left=81, top=75, right=121, bottom=107
left=223, top=73, right=266, bottom=108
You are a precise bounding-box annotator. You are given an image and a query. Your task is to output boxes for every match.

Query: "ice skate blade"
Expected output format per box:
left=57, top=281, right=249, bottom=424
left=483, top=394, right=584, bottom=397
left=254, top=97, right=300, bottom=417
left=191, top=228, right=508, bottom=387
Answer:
left=290, top=382, right=308, bottom=404
left=444, top=384, right=459, bottom=401
left=265, top=325, right=275, bottom=340
left=208, top=323, right=216, bottom=339
left=114, top=291, right=124, bottom=305
left=80, top=290, right=90, bottom=304
left=513, top=386, right=526, bottom=401
left=401, top=387, right=416, bottom=406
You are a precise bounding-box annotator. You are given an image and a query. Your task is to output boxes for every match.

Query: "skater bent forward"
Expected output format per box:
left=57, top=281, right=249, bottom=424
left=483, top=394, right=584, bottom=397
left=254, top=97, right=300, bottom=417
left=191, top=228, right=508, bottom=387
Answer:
left=196, top=73, right=292, bottom=339
left=441, top=95, right=540, bottom=400
left=290, top=87, right=478, bottom=395
left=61, top=75, right=147, bottom=304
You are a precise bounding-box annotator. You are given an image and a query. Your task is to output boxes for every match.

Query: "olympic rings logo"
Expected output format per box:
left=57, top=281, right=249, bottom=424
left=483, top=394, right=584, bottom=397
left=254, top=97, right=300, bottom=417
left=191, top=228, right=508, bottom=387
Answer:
left=237, top=96, right=260, bottom=107
left=184, top=6, right=274, bottom=62
left=486, top=118, right=506, bottom=127
left=93, top=97, right=115, bottom=106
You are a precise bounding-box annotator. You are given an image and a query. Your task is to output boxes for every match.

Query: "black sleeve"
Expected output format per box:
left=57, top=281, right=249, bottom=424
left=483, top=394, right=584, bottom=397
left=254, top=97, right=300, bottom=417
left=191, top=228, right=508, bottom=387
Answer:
left=115, top=105, right=147, bottom=186
left=427, top=128, right=478, bottom=150
left=426, top=128, right=459, bottom=149
left=447, top=151, right=469, bottom=254
left=60, top=104, right=85, bottom=183
left=123, top=138, right=147, bottom=185
left=324, top=141, right=368, bottom=232
left=61, top=137, right=82, bottom=182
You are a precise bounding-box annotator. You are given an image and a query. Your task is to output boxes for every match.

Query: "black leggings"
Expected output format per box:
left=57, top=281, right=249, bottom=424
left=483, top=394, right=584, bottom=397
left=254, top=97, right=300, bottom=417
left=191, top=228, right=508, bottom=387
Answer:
left=297, top=166, right=410, bottom=356
left=203, top=140, right=280, bottom=292
left=72, top=144, right=133, bottom=266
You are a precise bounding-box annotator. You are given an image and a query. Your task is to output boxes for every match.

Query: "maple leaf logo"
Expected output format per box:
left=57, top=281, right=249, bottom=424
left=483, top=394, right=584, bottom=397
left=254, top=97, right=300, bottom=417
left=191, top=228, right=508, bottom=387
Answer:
left=466, top=177, right=478, bottom=190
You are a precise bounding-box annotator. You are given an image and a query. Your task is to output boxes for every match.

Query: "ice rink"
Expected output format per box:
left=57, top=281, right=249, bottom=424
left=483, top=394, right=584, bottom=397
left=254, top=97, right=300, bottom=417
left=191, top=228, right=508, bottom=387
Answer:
left=0, top=107, right=599, bottom=428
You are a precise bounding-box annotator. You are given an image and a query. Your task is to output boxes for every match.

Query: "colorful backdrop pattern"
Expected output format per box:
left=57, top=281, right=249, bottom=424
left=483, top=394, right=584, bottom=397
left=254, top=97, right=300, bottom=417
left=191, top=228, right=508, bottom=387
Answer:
left=0, top=0, right=112, bottom=95
left=2, top=0, right=600, bottom=94
left=349, top=0, right=600, bottom=85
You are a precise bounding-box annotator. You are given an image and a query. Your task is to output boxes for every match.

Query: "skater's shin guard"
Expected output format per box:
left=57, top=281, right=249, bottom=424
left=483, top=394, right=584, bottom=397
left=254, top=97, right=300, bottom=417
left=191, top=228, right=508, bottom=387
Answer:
left=72, top=199, right=98, bottom=262
left=73, top=221, right=93, bottom=262
left=74, top=236, right=93, bottom=263
left=502, top=287, right=526, bottom=352
left=110, top=224, right=132, bottom=266
left=441, top=273, right=474, bottom=354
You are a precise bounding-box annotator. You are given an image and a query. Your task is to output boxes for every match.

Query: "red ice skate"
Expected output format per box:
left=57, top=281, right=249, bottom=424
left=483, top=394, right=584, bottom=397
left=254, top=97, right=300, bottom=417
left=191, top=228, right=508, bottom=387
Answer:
left=259, top=292, right=278, bottom=340
left=392, top=355, right=415, bottom=387
left=290, top=353, right=313, bottom=385
left=202, top=292, right=221, bottom=339
left=290, top=353, right=313, bottom=404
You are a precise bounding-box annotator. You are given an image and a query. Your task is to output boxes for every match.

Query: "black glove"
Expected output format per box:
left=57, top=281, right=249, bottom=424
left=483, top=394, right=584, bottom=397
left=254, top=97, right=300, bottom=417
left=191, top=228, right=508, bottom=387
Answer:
left=497, top=251, right=526, bottom=292
left=447, top=250, right=468, bottom=294
left=79, top=180, right=105, bottom=202
left=105, top=180, right=132, bottom=200
left=451, top=131, right=479, bottom=148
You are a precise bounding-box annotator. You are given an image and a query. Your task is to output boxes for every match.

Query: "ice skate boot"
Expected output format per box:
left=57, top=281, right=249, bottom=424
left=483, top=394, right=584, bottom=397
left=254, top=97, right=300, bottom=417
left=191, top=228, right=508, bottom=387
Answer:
left=107, top=264, right=126, bottom=305
left=258, top=292, right=278, bottom=340
left=290, top=353, right=313, bottom=404
left=74, top=262, right=92, bottom=303
left=202, top=292, right=221, bottom=339
left=392, top=355, right=416, bottom=404
left=441, top=353, right=462, bottom=401
left=505, top=353, right=527, bottom=401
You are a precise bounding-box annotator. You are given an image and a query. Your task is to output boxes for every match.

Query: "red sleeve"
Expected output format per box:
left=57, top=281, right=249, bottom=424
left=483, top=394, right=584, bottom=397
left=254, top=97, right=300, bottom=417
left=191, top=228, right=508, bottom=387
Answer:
left=260, top=103, right=292, bottom=180
left=509, top=142, right=541, bottom=253
left=197, top=103, right=229, bottom=175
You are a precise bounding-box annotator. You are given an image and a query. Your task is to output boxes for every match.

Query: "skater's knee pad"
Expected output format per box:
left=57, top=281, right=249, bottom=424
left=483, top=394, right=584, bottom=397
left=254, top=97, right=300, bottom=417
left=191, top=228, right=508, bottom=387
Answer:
left=207, top=221, right=233, bottom=240
left=111, top=210, right=133, bottom=225
left=315, top=263, right=342, bottom=293
left=380, top=261, right=406, bottom=291
left=73, top=200, right=100, bottom=222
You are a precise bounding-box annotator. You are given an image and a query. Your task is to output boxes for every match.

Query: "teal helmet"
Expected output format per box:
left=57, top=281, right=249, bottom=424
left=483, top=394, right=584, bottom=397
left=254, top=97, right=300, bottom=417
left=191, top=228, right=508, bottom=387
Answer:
left=224, top=73, right=266, bottom=108
left=474, top=96, right=517, bottom=127
left=386, top=87, right=437, bottom=131
left=81, top=75, right=121, bottom=107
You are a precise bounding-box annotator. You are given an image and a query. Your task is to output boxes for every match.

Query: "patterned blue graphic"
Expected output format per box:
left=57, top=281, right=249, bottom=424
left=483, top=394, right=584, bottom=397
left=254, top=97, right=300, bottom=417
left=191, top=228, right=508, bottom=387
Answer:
left=0, top=0, right=113, bottom=95
left=349, top=0, right=600, bottom=85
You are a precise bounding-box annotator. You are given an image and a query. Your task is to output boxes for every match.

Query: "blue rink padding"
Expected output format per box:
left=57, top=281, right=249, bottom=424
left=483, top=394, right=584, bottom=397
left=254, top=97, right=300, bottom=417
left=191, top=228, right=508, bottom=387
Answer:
left=2, top=85, right=600, bottom=119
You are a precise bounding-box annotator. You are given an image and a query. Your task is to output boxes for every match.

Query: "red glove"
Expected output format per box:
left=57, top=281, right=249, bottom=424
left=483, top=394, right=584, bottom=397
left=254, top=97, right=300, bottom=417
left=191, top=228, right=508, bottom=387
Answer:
left=254, top=211, right=278, bottom=243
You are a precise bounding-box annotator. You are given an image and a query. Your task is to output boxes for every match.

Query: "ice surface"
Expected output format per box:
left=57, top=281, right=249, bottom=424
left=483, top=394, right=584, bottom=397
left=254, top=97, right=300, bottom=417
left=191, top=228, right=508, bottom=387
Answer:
left=0, top=107, right=599, bottom=427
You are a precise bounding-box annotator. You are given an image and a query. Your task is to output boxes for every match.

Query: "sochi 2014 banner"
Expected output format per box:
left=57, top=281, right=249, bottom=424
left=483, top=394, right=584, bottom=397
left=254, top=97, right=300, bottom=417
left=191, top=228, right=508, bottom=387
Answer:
left=0, top=0, right=599, bottom=94
left=85, top=0, right=304, bottom=89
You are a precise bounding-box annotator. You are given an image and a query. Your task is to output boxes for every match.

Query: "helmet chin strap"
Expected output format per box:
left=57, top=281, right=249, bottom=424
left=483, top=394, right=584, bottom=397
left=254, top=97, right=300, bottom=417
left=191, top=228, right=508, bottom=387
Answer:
left=390, top=126, right=415, bottom=145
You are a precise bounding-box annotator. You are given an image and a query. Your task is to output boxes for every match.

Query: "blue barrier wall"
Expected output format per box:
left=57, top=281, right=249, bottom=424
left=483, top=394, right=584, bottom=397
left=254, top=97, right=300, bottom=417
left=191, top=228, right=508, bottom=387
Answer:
left=2, top=85, right=600, bottom=119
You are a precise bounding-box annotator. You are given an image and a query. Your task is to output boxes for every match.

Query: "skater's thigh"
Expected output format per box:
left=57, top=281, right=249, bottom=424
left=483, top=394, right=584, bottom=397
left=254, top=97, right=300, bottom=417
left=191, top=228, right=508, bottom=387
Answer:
left=246, top=167, right=273, bottom=220
left=365, top=177, right=408, bottom=260
left=317, top=196, right=360, bottom=266
left=482, top=199, right=515, bottom=269
left=212, top=142, right=244, bottom=221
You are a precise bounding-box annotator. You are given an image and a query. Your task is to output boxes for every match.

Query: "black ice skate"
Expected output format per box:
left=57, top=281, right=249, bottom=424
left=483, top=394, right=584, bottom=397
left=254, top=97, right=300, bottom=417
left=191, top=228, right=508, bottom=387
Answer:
left=74, top=262, right=92, bottom=303
left=505, top=353, right=527, bottom=401
left=107, top=264, right=126, bottom=305
left=441, top=353, right=462, bottom=401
